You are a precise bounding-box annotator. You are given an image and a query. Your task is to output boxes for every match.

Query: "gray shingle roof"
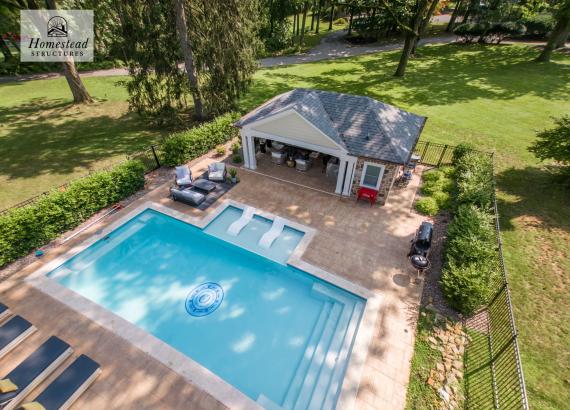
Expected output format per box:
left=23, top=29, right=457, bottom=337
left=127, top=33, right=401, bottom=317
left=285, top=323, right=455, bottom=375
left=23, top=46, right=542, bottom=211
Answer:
left=235, top=89, right=427, bottom=164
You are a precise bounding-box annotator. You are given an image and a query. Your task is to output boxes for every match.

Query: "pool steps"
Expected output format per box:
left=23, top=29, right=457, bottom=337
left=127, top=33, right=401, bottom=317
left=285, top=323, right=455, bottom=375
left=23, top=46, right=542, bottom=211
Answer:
left=227, top=206, right=256, bottom=236
left=258, top=217, right=287, bottom=249
left=257, top=284, right=364, bottom=410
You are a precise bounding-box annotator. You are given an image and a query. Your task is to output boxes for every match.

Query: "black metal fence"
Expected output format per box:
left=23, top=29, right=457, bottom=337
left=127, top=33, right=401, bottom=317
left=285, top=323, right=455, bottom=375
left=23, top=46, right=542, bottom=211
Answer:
left=127, top=144, right=164, bottom=173
left=415, top=141, right=529, bottom=410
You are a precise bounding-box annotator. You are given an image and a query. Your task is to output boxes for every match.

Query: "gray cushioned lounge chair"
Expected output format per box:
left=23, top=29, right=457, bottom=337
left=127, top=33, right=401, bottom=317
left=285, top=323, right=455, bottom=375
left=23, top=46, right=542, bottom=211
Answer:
left=0, top=315, right=36, bottom=360
left=171, top=188, right=206, bottom=207
left=19, top=354, right=101, bottom=410
left=175, top=165, right=193, bottom=188
left=0, top=303, right=11, bottom=323
left=0, top=336, right=73, bottom=410
left=207, top=163, right=226, bottom=182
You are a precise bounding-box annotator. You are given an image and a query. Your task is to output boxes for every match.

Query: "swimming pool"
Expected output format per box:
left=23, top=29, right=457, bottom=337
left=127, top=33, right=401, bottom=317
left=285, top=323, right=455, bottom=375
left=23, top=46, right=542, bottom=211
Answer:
left=42, top=205, right=370, bottom=409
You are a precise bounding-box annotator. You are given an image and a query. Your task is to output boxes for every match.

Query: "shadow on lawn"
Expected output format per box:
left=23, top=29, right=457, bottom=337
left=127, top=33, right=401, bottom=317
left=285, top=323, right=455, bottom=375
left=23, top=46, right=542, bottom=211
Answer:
left=244, top=44, right=570, bottom=110
left=495, top=165, right=570, bottom=233
left=0, top=98, right=166, bottom=180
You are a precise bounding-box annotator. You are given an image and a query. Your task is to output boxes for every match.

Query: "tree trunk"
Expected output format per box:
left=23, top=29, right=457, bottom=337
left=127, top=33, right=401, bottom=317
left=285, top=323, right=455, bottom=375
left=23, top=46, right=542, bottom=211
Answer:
left=394, top=0, right=431, bottom=77
left=329, top=1, right=335, bottom=30
left=412, top=0, right=440, bottom=55
left=310, top=0, right=316, bottom=31
left=348, top=7, right=354, bottom=35
left=293, top=12, right=297, bottom=41
left=297, top=10, right=300, bottom=36
left=395, top=33, right=415, bottom=77
left=269, top=0, right=274, bottom=36
left=0, top=38, right=12, bottom=62
left=536, top=1, right=570, bottom=62
left=174, top=0, right=205, bottom=119
left=46, top=0, right=92, bottom=103
left=315, top=0, right=322, bottom=34
left=300, top=2, right=309, bottom=46
left=554, top=25, right=569, bottom=48
left=446, top=0, right=463, bottom=32
left=462, top=0, right=478, bottom=23
left=62, top=60, right=94, bottom=103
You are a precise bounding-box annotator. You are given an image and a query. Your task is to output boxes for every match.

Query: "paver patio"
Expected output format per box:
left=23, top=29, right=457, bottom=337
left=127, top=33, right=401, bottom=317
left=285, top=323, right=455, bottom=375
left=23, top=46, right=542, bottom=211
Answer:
left=0, top=154, right=425, bottom=409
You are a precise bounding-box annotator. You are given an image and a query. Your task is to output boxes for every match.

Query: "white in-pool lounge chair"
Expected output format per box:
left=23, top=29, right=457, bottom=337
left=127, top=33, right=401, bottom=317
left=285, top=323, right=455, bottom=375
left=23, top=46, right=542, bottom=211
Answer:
left=0, top=336, right=73, bottom=410
left=174, top=165, right=193, bottom=188
left=0, top=315, right=36, bottom=360
left=259, top=217, right=286, bottom=249
left=227, top=206, right=256, bottom=236
left=19, top=354, right=101, bottom=410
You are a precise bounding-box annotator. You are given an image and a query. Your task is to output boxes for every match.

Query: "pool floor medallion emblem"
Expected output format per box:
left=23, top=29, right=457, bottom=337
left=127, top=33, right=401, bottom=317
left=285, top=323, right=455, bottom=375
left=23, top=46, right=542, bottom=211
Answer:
left=186, top=282, right=224, bottom=317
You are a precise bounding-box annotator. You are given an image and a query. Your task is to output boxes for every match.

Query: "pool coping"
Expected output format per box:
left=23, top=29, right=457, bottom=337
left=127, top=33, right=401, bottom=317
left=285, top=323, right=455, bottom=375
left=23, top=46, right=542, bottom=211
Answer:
left=25, top=199, right=381, bottom=410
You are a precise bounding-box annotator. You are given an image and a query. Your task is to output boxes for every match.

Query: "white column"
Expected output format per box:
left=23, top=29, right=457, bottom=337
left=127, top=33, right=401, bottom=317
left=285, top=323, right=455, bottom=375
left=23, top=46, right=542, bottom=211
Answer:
left=240, top=132, right=251, bottom=168
left=342, top=160, right=356, bottom=196
left=247, top=136, right=257, bottom=170
left=335, top=159, right=348, bottom=194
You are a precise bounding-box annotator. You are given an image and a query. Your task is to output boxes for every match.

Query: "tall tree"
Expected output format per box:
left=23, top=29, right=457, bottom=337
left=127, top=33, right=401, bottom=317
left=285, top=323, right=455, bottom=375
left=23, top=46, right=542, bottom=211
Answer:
left=446, top=0, right=463, bottom=32
left=174, top=0, right=204, bottom=120
left=299, top=1, right=309, bottom=45
left=411, top=0, right=440, bottom=55
left=536, top=0, right=570, bottom=62
left=45, top=0, right=93, bottom=103
left=329, top=0, right=335, bottom=30
left=380, top=0, right=435, bottom=77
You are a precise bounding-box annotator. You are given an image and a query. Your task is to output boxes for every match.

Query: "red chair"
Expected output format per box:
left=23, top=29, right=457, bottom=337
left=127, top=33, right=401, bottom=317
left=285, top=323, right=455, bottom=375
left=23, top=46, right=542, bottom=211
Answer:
left=357, top=187, right=378, bottom=205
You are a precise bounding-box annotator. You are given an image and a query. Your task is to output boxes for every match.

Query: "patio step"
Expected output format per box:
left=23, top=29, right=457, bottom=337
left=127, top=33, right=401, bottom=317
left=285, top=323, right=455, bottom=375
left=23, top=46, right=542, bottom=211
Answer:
left=256, top=284, right=364, bottom=410
left=293, top=285, right=357, bottom=410
left=316, top=300, right=364, bottom=410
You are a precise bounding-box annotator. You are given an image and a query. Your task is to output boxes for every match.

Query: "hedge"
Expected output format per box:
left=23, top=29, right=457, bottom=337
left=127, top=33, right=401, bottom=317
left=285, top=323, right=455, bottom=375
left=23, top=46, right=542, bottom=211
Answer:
left=162, top=112, right=240, bottom=166
left=0, top=160, right=145, bottom=268
left=441, top=147, right=499, bottom=315
left=455, top=151, right=494, bottom=209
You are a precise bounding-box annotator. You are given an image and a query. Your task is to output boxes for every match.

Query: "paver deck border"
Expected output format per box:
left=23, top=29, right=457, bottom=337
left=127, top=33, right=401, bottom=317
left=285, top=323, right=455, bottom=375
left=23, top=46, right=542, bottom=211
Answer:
left=25, top=199, right=381, bottom=410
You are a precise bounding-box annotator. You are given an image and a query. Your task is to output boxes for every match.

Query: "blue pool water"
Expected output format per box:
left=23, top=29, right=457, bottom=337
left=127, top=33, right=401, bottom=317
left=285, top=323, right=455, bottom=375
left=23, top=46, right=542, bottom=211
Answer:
left=47, top=207, right=365, bottom=409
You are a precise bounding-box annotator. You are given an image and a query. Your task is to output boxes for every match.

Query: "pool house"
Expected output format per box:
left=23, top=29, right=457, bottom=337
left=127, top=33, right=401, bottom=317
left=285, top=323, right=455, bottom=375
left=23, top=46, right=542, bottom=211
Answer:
left=235, top=89, right=427, bottom=205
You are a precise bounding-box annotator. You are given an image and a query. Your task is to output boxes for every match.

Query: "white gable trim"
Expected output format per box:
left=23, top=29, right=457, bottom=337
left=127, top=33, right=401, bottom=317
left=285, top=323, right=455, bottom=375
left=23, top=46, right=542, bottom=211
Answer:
left=243, top=108, right=347, bottom=154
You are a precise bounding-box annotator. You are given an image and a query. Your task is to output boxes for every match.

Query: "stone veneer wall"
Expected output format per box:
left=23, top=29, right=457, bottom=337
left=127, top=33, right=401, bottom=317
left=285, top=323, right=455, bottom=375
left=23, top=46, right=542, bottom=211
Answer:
left=350, top=157, right=399, bottom=205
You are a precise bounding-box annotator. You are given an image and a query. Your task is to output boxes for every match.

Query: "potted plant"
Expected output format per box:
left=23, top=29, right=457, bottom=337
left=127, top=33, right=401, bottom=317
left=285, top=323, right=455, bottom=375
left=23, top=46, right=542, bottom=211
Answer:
left=229, top=167, right=238, bottom=184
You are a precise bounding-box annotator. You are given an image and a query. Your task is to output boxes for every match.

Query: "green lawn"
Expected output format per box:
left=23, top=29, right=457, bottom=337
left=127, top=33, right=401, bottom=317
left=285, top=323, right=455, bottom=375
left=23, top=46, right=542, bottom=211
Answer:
left=0, top=43, right=568, bottom=408
left=0, top=76, right=167, bottom=208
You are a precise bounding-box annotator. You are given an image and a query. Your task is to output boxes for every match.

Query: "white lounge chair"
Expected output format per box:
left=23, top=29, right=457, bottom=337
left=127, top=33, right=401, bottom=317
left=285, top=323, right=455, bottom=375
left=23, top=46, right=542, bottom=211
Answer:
left=227, top=206, right=256, bottom=236
left=207, top=163, right=226, bottom=182
left=259, top=217, right=286, bottom=249
left=175, top=165, right=193, bottom=188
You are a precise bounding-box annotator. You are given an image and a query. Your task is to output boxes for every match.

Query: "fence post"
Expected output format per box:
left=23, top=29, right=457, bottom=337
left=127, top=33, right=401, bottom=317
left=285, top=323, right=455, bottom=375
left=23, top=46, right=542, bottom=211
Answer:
left=151, top=145, right=161, bottom=169
left=437, top=145, right=449, bottom=167
left=421, top=141, right=430, bottom=162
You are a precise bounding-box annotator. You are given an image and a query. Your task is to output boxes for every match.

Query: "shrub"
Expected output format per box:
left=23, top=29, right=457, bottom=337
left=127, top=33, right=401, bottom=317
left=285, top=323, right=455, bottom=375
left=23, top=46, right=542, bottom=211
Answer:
left=422, top=169, right=443, bottom=183
left=215, top=145, right=226, bottom=156
left=452, top=142, right=476, bottom=164
left=433, top=191, right=452, bottom=209
left=453, top=23, right=490, bottom=43
left=441, top=261, right=497, bottom=315
left=415, top=197, right=439, bottom=216
left=520, top=13, right=554, bottom=39
left=440, top=166, right=455, bottom=178
left=487, top=21, right=526, bottom=44
left=528, top=115, right=570, bottom=166
left=0, top=160, right=145, bottom=268
left=232, top=154, right=243, bottom=164
left=446, top=205, right=497, bottom=263
left=455, top=152, right=494, bottom=209
left=231, top=141, right=241, bottom=155
left=333, top=17, right=347, bottom=26
left=162, top=112, right=240, bottom=166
